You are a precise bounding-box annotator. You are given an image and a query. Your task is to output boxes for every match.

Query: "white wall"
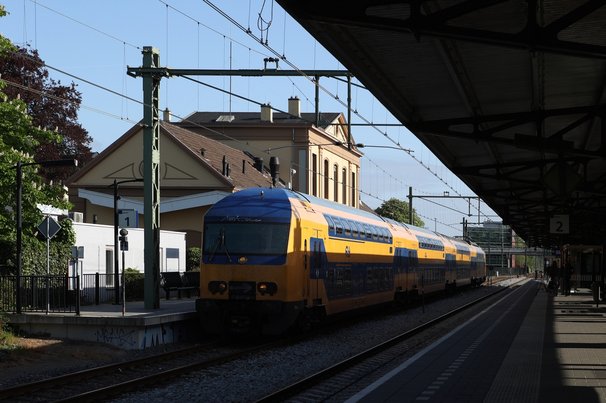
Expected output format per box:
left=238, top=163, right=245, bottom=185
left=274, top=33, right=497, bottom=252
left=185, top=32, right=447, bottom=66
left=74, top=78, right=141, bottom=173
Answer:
left=70, top=222, right=186, bottom=276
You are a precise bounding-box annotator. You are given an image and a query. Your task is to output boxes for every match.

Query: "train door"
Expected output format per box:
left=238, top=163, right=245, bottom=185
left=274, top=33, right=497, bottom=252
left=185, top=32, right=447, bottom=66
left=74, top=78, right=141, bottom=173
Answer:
left=309, top=236, right=328, bottom=305
left=445, top=254, right=456, bottom=289
left=410, top=249, right=419, bottom=291
left=393, top=246, right=405, bottom=291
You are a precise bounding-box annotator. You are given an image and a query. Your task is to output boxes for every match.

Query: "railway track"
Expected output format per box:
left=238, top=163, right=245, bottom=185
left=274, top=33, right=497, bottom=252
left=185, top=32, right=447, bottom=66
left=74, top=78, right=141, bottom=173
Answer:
left=0, top=277, right=521, bottom=402
left=0, top=339, right=287, bottom=402
left=256, top=278, right=526, bottom=402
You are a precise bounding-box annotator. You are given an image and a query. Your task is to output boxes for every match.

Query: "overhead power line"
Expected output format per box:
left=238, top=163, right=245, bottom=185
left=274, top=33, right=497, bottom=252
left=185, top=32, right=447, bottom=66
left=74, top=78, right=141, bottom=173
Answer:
left=201, top=0, right=467, bottom=198
left=9, top=2, right=495, bottom=231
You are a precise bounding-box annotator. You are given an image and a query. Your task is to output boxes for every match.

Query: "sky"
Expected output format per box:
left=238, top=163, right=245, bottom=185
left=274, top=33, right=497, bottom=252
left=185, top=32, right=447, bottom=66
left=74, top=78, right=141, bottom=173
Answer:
left=2, top=0, right=499, bottom=236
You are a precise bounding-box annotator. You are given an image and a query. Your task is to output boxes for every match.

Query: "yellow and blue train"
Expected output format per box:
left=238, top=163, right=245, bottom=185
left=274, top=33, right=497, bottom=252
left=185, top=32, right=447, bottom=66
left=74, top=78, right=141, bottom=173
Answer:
left=196, top=187, right=486, bottom=334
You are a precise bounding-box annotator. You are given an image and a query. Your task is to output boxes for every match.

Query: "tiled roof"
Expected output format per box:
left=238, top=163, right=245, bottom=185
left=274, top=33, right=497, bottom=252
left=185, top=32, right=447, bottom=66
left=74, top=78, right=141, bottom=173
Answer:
left=161, top=122, right=273, bottom=190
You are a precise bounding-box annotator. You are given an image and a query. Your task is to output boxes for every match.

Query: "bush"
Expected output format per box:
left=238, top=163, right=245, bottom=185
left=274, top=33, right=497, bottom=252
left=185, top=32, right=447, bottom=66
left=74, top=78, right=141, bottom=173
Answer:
left=124, top=268, right=144, bottom=301
left=186, top=247, right=201, bottom=272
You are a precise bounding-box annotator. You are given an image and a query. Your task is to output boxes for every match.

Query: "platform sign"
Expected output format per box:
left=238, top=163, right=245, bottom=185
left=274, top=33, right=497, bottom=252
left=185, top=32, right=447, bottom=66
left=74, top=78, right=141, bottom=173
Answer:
left=71, top=246, right=84, bottom=259
left=118, top=209, right=138, bottom=228
left=550, top=214, right=569, bottom=234
left=38, top=216, right=61, bottom=239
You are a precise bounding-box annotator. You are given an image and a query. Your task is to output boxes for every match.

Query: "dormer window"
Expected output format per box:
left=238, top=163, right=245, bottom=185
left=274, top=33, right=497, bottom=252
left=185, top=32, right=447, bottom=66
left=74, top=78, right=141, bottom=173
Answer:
left=216, top=115, right=235, bottom=123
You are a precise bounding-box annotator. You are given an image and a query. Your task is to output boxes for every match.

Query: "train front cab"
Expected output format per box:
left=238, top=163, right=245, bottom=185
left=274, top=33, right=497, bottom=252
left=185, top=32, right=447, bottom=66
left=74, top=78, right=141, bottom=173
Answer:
left=197, top=190, right=305, bottom=335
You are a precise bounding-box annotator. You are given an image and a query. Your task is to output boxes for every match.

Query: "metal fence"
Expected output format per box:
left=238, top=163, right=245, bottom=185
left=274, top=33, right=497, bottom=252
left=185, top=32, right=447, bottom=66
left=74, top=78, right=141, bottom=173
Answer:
left=0, top=273, right=120, bottom=313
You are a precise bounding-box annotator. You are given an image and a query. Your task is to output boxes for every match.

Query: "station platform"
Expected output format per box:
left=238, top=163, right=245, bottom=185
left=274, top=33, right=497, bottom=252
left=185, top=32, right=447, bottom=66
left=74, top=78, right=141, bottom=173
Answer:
left=8, top=298, right=199, bottom=350
left=348, top=280, right=606, bottom=402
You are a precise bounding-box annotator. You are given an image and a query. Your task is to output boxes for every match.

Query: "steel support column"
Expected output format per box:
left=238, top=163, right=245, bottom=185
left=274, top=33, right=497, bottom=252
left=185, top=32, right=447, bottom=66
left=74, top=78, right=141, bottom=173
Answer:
left=140, top=47, right=162, bottom=309
left=126, top=55, right=354, bottom=309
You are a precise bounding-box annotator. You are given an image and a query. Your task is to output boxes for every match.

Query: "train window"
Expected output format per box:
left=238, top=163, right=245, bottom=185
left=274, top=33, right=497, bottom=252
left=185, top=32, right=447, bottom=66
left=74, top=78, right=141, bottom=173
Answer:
left=363, top=224, right=372, bottom=239
left=325, top=215, right=336, bottom=234
left=381, top=228, right=390, bottom=243
left=203, top=221, right=289, bottom=259
left=343, top=219, right=352, bottom=236
left=350, top=221, right=359, bottom=238
left=333, top=217, right=344, bottom=235
left=371, top=226, right=378, bottom=240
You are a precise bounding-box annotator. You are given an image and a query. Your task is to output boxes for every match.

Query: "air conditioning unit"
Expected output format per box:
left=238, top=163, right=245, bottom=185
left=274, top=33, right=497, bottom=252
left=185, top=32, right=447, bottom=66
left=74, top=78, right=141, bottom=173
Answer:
left=69, top=212, right=84, bottom=223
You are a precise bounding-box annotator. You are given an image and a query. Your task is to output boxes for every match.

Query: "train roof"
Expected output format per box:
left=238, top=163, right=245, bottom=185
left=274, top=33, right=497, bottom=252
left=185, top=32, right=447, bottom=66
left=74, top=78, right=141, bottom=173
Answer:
left=205, top=187, right=293, bottom=223
left=208, top=188, right=484, bottom=252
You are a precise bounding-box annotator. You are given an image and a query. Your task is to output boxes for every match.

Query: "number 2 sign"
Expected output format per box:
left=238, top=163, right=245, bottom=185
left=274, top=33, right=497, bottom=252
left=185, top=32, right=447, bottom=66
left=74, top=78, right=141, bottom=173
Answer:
left=550, top=215, right=569, bottom=234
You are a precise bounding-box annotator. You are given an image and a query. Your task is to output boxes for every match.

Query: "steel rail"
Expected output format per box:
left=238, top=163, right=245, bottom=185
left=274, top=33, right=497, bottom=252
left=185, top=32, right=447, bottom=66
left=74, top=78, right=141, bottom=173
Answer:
left=0, top=342, right=217, bottom=400
left=256, top=279, right=525, bottom=402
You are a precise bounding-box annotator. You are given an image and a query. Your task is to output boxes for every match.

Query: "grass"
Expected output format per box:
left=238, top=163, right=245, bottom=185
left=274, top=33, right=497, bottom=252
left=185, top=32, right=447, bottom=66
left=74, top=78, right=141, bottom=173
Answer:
left=0, top=314, right=18, bottom=350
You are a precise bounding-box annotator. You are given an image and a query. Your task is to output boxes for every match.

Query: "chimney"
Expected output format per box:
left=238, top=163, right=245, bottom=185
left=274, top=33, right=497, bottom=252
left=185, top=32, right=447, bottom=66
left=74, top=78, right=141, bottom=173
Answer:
left=270, top=156, right=280, bottom=187
left=253, top=157, right=264, bottom=172
left=163, top=108, right=171, bottom=122
left=261, top=103, right=273, bottom=123
left=288, top=96, right=301, bottom=118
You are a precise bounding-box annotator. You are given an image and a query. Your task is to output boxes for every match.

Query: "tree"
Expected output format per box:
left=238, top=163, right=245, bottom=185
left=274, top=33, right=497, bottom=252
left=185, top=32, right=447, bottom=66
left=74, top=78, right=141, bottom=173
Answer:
left=0, top=6, right=75, bottom=275
left=0, top=43, right=93, bottom=182
left=375, top=198, right=425, bottom=228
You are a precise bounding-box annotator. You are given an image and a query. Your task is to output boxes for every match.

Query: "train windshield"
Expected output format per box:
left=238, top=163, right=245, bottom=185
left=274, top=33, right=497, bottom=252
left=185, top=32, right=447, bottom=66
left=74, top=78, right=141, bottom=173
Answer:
left=202, top=221, right=289, bottom=263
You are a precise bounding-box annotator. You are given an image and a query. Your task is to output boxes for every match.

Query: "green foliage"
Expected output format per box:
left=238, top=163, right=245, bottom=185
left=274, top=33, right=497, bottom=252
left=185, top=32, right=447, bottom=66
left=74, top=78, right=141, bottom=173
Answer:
left=0, top=42, right=93, bottom=182
left=0, top=312, right=17, bottom=350
left=0, top=21, right=75, bottom=275
left=21, top=219, right=75, bottom=276
left=375, top=198, right=425, bottom=227
left=124, top=268, right=144, bottom=300
left=186, top=247, right=201, bottom=271
left=0, top=7, right=12, bottom=58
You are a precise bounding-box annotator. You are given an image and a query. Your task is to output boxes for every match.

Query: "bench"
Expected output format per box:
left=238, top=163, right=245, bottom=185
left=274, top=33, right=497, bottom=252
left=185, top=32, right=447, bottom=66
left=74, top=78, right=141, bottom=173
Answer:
left=160, top=272, right=198, bottom=300
left=181, top=271, right=200, bottom=298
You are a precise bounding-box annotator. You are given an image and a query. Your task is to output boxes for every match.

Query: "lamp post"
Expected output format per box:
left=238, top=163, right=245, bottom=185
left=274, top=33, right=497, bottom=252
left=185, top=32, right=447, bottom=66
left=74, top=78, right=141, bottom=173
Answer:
left=14, top=158, right=78, bottom=314
left=111, top=178, right=143, bottom=305
left=119, top=228, right=128, bottom=316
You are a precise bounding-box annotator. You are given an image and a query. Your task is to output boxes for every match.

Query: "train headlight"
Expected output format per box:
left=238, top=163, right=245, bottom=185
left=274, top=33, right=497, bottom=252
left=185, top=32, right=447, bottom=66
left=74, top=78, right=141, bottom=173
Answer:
left=257, top=282, right=278, bottom=296
left=208, top=281, right=227, bottom=294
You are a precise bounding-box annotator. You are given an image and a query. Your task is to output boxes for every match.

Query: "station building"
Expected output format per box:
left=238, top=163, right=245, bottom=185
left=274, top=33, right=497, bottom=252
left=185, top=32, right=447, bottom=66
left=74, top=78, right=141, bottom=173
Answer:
left=66, top=99, right=362, bottom=261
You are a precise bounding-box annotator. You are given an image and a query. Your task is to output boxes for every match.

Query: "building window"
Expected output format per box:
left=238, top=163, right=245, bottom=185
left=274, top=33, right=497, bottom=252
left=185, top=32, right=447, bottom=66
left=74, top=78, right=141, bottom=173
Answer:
left=342, top=168, right=347, bottom=205
left=351, top=171, right=356, bottom=207
left=323, top=159, right=329, bottom=199
left=333, top=164, right=339, bottom=202
left=312, top=153, right=318, bottom=196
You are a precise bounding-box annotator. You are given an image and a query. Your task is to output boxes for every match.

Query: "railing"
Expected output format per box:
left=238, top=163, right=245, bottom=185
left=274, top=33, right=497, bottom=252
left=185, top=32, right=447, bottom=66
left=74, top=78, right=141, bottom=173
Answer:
left=0, top=273, right=122, bottom=313
left=79, top=273, right=119, bottom=306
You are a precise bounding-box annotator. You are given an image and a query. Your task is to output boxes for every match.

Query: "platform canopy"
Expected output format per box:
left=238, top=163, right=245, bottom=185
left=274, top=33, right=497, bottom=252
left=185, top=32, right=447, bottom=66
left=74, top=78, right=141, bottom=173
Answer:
left=278, top=0, right=606, bottom=248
